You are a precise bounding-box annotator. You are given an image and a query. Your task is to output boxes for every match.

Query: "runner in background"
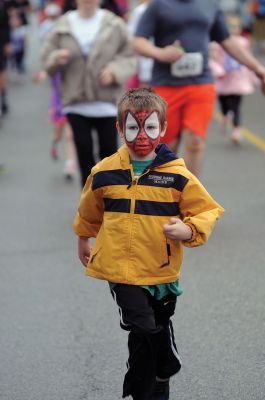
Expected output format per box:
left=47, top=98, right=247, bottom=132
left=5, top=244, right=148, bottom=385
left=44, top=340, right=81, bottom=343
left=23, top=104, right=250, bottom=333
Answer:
left=210, top=14, right=258, bottom=144
left=33, top=2, right=76, bottom=180
left=9, top=11, right=27, bottom=80
left=0, top=0, right=12, bottom=117
left=41, top=0, right=136, bottom=187
left=133, top=0, right=265, bottom=177
left=127, top=0, right=153, bottom=88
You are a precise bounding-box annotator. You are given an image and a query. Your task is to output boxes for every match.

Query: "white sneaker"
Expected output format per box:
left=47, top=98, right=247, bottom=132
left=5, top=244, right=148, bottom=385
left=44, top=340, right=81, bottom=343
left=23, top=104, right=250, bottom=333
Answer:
left=63, top=159, right=76, bottom=180
left=230, top=128, right=242, bottom=144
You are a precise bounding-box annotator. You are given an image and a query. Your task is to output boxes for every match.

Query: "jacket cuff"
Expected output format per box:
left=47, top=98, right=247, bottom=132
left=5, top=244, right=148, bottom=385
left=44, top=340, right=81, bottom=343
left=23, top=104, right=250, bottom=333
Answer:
left=183, top=223, right=197, bottom=244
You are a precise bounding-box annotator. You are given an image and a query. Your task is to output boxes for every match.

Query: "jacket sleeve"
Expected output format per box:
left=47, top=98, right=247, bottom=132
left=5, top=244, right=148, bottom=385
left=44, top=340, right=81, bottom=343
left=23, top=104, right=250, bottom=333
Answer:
left=41, top=31, right=63, bottom=76
left=106, top=21, right=137, bottom=84
left=179, top=173, right=225, bottom=247
left=73, top=173, right=104, bottom=238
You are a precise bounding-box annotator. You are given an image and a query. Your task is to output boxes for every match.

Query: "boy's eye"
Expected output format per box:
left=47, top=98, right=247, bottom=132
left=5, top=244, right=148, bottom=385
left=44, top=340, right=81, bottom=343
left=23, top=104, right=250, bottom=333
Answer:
left=146, top=125, right=158, bottom=130
left=125, top=112, right=140, bottom=141
left=144, top=111, right=160, bottom=139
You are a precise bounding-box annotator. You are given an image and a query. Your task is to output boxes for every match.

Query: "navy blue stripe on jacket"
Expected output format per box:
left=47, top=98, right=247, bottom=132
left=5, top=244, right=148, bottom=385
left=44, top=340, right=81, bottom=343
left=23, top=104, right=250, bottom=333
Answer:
left=135, top=200, right=180, bottom=216
left=92, top=170, right=131, bottom=191
left=104, top=198, right=131, bottom=213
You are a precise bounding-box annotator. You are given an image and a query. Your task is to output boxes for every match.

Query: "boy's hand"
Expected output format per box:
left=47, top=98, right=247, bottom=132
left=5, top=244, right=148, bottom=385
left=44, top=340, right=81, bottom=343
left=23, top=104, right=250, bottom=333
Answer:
left=78, top=237, right=90, bottom=267
left=163, top=218, right=192, bottom=241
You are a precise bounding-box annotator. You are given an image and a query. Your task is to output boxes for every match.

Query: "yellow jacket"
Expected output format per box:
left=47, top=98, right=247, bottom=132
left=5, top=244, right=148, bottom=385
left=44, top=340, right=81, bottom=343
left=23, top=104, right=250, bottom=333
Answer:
left=73, top=144, right=224, bottom=285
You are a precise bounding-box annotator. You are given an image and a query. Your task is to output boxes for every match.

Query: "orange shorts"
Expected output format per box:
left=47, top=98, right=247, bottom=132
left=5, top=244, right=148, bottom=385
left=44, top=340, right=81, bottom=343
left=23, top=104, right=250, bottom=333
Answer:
left=154, top=84, right=216, bottom=143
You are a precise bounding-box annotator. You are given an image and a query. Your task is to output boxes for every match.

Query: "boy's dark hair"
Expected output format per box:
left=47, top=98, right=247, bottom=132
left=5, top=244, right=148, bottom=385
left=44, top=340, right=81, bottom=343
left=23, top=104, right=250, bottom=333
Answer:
left=117, top=87, right=167, bottom=129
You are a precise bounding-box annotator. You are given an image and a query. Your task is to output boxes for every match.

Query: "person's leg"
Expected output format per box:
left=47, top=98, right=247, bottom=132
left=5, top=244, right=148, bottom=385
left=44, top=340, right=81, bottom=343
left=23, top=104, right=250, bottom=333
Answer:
left=63, top=123, right=76, bottom=179
left=151, top=294, right=181, bottom=400
left=64, top=123, right=76, bottom=161
left=15, top=50, right=25, bottom=74
left=229, top=95, right=242, bottom=128
left=93, top=117, right=118, bottom=160
left=111, top=284, right=162, bottom=400
left=182, top=84, right=216, bottom=176
left=67, top=113, right=95, bottom=187
left=230, top=95, right=243, bottom=143
left=154, top=294, right=181, bottom=379
left=0, top=70, right=8, bottom=115
left=218, top=95, right=228, bottom=117
left=218, top=95, right=234, bottom=133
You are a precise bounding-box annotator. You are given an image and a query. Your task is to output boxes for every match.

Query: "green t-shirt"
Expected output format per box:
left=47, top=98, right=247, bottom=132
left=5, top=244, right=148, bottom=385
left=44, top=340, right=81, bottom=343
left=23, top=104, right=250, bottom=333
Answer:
left=109, top=159, right=183, bottom=300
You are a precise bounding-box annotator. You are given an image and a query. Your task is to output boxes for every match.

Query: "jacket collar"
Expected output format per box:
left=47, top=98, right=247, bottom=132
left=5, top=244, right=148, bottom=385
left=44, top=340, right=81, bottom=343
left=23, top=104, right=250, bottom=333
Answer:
left=118, top=143, right=178, bottom=170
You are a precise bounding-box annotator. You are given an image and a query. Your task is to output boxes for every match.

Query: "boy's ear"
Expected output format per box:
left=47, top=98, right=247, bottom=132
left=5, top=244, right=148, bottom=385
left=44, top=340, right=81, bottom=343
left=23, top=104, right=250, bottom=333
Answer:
left=116, top=121, right=124, bottom=138
left=160, top=121, right=167, bottom=138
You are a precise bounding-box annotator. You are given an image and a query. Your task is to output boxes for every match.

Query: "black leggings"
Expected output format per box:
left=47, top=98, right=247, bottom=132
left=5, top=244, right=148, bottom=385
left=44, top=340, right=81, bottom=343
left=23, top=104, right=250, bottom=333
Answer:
left=111, top=284, right=181, bottom=400
left=218, top=95, right=242, bottom=127
left=67, top=114, right=118, bottom=186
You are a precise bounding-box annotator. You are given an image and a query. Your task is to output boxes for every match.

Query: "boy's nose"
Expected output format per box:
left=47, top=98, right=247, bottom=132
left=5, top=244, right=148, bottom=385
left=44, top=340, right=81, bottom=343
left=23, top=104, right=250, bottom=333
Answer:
left=138, top=129, right=148, bottom=140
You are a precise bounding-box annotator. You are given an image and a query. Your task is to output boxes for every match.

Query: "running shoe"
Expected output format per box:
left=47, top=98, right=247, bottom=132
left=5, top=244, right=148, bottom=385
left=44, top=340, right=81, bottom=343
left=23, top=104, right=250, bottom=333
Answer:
left=152, top=379, right=170, bottom=400
left=230, top=128, right=242, bottom=144
left=64, top=159, right=76, bottom=181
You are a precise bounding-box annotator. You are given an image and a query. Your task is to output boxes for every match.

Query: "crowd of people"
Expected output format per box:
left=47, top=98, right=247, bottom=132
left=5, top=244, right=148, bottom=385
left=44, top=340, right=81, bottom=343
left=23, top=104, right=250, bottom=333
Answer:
left=1, top=1, right=265, bottom=399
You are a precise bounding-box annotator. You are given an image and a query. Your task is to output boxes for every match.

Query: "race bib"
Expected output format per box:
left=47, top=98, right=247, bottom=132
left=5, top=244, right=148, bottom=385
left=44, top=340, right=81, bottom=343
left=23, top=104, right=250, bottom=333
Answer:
left=171, top=52, right=203, bottom=78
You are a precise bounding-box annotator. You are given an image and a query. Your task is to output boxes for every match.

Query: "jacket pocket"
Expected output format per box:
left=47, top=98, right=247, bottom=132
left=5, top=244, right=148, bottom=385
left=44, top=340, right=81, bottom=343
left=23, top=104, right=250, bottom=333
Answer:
left=160, top=240, right=171, bottom=268
left=89, top=242, right=102, bottom=265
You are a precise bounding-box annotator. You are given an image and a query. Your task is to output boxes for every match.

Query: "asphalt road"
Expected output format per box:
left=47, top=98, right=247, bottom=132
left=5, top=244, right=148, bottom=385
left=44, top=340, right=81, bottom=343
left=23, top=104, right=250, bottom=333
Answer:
left=0, top=15, right=265, bottom=400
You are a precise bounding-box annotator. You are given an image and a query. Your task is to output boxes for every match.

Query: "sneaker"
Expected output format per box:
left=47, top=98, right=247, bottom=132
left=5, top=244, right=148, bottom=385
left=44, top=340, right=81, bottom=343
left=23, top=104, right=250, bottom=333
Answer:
left=152, top=379, right=170, bottom=400
left=64, top=159, right=76, bottom=181
left=50, top=144, right=58, bottom=160
left=230, top=128, right=242, bottom=144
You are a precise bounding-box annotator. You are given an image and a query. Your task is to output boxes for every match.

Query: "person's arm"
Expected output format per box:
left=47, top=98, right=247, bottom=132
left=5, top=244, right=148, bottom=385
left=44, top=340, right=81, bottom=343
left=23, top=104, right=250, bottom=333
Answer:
left=133, top=37, right=184, bottom=63
left=41, top=30, right=71, bottom=75
left=74, top=172, right=104, bottom=267
left=177, top=171, right=225, bottom=247
left=73, top=172, right=104, bottom=242
left=221, top=35, right=265, bottom=92
left=163, top=218, right=192, bottom=241
left=102, top=20, right=137, bottom=85
left=132, top=0, right=183, bottom=63
left=78, top=237, right=91, bottom=267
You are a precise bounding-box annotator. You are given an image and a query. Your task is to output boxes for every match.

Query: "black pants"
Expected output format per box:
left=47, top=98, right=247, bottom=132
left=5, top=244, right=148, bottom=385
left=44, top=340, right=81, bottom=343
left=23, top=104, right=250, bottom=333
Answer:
left=218, top=95, right=242, bottom=127
left=111, top=284, right=181, bottom=400
left=12, top=50, right=25, bottom=73
left=67, top=114, right=117, bottom=186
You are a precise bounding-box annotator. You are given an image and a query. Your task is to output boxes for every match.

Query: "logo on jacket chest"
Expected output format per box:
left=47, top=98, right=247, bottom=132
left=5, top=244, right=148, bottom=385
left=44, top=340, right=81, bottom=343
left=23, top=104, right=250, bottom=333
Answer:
left=146, top=174, right=175, bottom=186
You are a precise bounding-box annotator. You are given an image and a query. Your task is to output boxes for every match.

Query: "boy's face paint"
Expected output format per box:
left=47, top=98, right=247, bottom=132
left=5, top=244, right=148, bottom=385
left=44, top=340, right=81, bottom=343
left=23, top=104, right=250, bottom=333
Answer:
left=123, top=110, right=161, bottom=156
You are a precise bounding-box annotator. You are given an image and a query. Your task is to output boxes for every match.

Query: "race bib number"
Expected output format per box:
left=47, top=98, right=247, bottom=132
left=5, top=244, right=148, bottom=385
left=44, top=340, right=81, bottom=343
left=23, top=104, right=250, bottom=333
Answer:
left=171, top=52, right=203, bottom=78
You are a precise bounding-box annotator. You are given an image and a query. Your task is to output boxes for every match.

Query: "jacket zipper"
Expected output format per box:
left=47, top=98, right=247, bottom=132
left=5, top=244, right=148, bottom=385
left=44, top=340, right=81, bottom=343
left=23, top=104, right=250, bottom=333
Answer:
left=127, top=167, right=171, bottom=269
left=126, top=168, right=153, bottom=281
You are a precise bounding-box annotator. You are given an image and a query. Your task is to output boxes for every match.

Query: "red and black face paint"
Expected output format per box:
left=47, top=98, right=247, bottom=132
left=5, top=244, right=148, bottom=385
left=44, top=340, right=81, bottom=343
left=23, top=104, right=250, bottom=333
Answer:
left=123, top=110, right=161, bottom=156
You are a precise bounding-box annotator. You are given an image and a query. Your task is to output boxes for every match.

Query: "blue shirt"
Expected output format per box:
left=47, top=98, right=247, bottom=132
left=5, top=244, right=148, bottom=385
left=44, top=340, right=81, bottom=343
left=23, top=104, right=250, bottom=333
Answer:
left=135, top=0, right=230, bottom=87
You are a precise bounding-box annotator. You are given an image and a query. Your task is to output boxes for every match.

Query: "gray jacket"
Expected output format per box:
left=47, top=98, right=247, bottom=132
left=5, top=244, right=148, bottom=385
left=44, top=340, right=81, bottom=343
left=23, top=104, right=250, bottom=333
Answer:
left=41, top=10, right=137, bottom=106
